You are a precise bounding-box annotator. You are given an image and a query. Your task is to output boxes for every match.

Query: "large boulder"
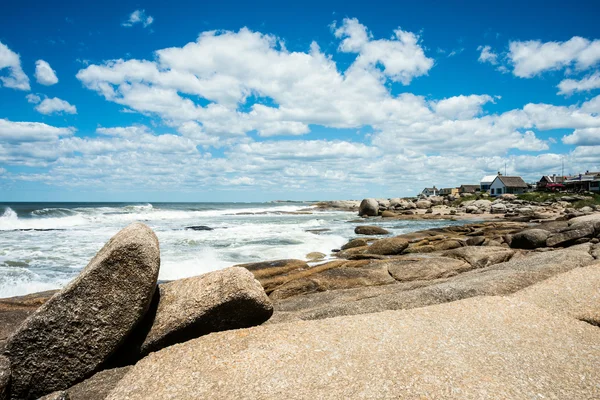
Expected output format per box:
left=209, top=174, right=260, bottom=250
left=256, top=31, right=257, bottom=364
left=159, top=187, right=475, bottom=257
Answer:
left=546, top=225, right=595, bottom=247
left=490, top=203, right=507, bottom=214
left=358, top=198, right=379, bottom=216
left=106, top=297, right=600, bottom=400
left=365, top=237, right=409, bottom=255
left=512, top=263, right=600, bottom=326
left=415, top=199, right=431, bottom=209
left=66, top=367, right=131, bottom=400
left=354, top=226, right=389, bottom=235
left=0, top=356, right=9, bottom=400
left=510, top=229, right=550, bottom=249
left=117, top=267, right=273, bottom=360
left=5, top=223, right=160, bottom=399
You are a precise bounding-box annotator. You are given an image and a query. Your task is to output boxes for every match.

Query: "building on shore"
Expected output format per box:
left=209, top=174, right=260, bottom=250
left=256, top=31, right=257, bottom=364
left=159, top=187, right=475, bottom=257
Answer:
left=489, top=175, right=528, bottom=196
left=420, top=187, right=439, bottom=197
left=480, top=175, right=497, bottom=192
left=439, top=187, right=459, bottom=196
left=564, top=172, right=600, bottom=192
left=458, top=184, right=479, bottom=194
left=537, top=175, right=566, bottom=191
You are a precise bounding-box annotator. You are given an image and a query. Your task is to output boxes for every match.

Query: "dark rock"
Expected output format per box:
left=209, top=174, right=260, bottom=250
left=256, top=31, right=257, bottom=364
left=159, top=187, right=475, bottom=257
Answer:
left=341, top=238, right=369, bottom=250
left=0, top=356, right=9, bottom=400
left=305, top=229, right=330, bottom=234
left=185, top=226, right=213, bottom=231
left=358, top=199, right=379, bottom=216
left=365, top=237, right=409, bottom=255
left=510, top=229, right=550, bottom=249
left=354, top=226, right=390, bottom=235
left=465, top=236, right=485, bottom=246
left=5, top=223, right=160, bottom=399
left=39, top=391, right=70, bottom=400
left=66, top=367, right=131, bottom=400
left=117, top=267, right=273, bottom=361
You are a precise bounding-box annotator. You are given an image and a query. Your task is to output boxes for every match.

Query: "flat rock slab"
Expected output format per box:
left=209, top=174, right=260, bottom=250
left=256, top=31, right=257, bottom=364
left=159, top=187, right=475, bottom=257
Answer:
left=117, top=267, right=273, bottom=360
left=5, top=223, right=160, bottom=399
left=385, top=256, right=473, bottom=282
left=354, top=225, right=389, bottom=235
left=107, top=296, right=600, bottom=400
left=443, top=246, right=516, bottom=268
left=234, top=259, right=309, bottom=293
left=512, top=263, right=600, bottom=326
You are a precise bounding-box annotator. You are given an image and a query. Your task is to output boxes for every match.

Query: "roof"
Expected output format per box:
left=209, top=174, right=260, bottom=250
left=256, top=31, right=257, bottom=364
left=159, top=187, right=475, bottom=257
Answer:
left=480, top=175, right=497, bottom=184
left=494, top=176, right=528, bottom=188
left=540, top=175, right=566, bottom=183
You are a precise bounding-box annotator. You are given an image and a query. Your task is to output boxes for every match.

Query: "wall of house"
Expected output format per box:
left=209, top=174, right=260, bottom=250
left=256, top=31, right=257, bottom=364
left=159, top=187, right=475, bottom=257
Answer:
left=489, top=179, right=505, bottom=196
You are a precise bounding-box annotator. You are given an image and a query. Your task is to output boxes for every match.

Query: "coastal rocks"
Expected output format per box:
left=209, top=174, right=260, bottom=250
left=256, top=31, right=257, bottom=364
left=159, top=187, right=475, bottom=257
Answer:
left=66, top=367, right=131, bottom=400
left=119, top=267, right=273, bottom=359
left=546, top=225, right=595, bottom=247
left=380, top=210, right=397, bottom=218
left=510, top=229, right=550, bottom=249
left=305, top=252, right=326, bottom=261
left=340, top=238, right=368, bottom=250
left=415, top=200, right=431, bottom=209
left=185, top=225, right=213, bottom=231
left=385, top=256, right=473, bottom=282
left=39, top=391, right=70, bottom=400
left=443, top=246, right=516, bottom=269
left=354, top=225, right=389, bottom=235
left=365, top=237, right=409, bottom=255
left=235, top=259, right=309, bottom=293
left=0, top=356, right=9, bottom=400
left=512, top=263, right=600, bottom=326
left=490, top=203, right=507, bottom=214
left=106, top=296, right=600, bottom=400
left=5, top=223, right=161, bottom=399
left=358, top=198, right=379, bottom=216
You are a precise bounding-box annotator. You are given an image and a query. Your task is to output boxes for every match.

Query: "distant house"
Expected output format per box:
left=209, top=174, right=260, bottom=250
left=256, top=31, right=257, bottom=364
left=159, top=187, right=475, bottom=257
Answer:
left=421, top=186, right=439, bottom=197
left=564, top=172, right=600, bottom=192
left=458, top=184, right=479, bottom=194
left=537, top=175, right=566, bottom=190
left=439, top=187, right=459, bottom=196
left=489, top=176, right=528, bottom=196
left=480, top=175, right=497, bottom=192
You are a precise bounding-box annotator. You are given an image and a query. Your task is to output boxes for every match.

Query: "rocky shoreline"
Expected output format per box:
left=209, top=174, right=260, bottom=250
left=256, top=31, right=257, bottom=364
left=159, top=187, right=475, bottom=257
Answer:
left=2, top=202, right=600, bottom=398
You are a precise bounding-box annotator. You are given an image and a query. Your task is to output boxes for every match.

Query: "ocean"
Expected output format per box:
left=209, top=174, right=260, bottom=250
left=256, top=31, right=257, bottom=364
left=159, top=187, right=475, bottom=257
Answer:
left=0, top=202, right=466, bottom=298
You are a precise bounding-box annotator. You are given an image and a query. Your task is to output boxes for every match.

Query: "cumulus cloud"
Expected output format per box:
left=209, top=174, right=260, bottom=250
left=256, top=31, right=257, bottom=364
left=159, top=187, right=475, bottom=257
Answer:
left=558, top=71, right=600, bottom=95
left=508, top=36, right=600, bottom=78
left=34, top=97, right=77, bottom=115
left=122, top=10, right=154, bottom=28
left=562, top=127, right=600, bottom=146
left=0, top=119, right=74, bottom=143
left=34, top=60, right=58, bottom=85
left=477, top=45, right=498, bottom=65
left=26, top=93, right=41, bottom=104
left=0, top=41, right=30, bottom=90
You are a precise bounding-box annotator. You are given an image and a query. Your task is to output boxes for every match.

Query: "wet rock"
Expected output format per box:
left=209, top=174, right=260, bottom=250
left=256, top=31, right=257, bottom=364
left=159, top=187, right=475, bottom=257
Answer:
left=5, top=223, right=160, bottom=399
left=510, top=229, right=550, bottom=249
left=118, top=267, right=273, bottom=360
left=354, top=226, right=389, bottom=235
left=185, top=226, right=213, bottom=231
left=106, top=297, right=600, bottom=400
left=358, top=198, right=379, bottom=216
left=365, top=237, right=409, bottom=255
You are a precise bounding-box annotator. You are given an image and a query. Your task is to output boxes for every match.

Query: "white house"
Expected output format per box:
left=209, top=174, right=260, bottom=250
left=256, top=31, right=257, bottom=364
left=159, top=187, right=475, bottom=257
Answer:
left=489, top=176, right=528, bottom=196
left=420, top=186, right=438, bottom=197
left=480, top=175, right=497, bottom=192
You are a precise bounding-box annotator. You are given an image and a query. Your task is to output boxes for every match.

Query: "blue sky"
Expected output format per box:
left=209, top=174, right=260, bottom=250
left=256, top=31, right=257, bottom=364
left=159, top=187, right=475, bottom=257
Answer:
left=1, top=0, right=600, bottom=201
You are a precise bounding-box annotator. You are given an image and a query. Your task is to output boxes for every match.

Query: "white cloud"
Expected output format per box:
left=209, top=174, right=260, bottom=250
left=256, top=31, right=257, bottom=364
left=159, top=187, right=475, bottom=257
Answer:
left=557, top=71, right=600, bottom=95
left=0, top=119, right=74, bottom=143
left=431, top=94, right=495, bottom=120
left=26, top=93, right=41, bottom=104
left=508, top=36, right=600, bottom=78
left=0, top=41, right=30, bottom=91
left=34, top=60, right=58, bottom=85
left=333, top=18, right=434, bottom=84
left=477, top=45, right=498, bottom=65
left=35, top=97, right=77, bottom=115
left=122, top=10, right=154, bottom=28
left=562, top=127, right=600, bottom=146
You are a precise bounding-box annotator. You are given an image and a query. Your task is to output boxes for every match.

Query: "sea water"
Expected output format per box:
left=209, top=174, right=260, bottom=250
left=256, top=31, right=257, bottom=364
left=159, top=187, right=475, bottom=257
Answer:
left=0, top=202, right=466, bottom=297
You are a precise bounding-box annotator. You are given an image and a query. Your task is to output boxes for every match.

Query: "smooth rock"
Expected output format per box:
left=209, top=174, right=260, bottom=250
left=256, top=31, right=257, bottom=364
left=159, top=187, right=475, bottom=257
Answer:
left=234, top=259, right=309, bottom=293
left=358, top=198, right=378, bottom=216
left=39, top=391, right=70, bottom=400
left=118, top=267, right=273, bottom=359
left=546, top=226, right=595, bottom=247
left=465, top=236, right=485, bottom=246
left=443, top=246, right=515, bottom=268
left=305, top=252, right=326, bottom=261
left=0, top=356, right=9, bottom=400
left=340, top=238, right=368, bottom=250
left=386, top=256, right=473, bottom=282
left=5, top=223, right=160, bottom=399
left=67, top=367, right=131, bottom=400
left=380, top=210, right=397, bottom=218
left=512, top=263, right=600, bottom=326
left=415, top=200, right=431, bottom=209
left=365, top=237, right=408, bottom=255
left=510, top=229, right=550, bottom=249
left=354, top=226, right=389, bottom=235
left=106, top=296, right=600, bottom=400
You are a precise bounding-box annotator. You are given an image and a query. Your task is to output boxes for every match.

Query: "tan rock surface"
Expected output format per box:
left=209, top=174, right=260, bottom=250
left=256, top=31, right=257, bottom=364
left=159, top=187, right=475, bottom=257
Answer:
left=107, top=297, right=600, bottom=400
left=512, top=263, right=600, bottom=326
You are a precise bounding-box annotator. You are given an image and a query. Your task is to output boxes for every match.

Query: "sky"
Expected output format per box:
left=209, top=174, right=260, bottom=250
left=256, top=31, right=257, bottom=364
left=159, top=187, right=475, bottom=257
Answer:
left=1, top=0, right=600, bottom=202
